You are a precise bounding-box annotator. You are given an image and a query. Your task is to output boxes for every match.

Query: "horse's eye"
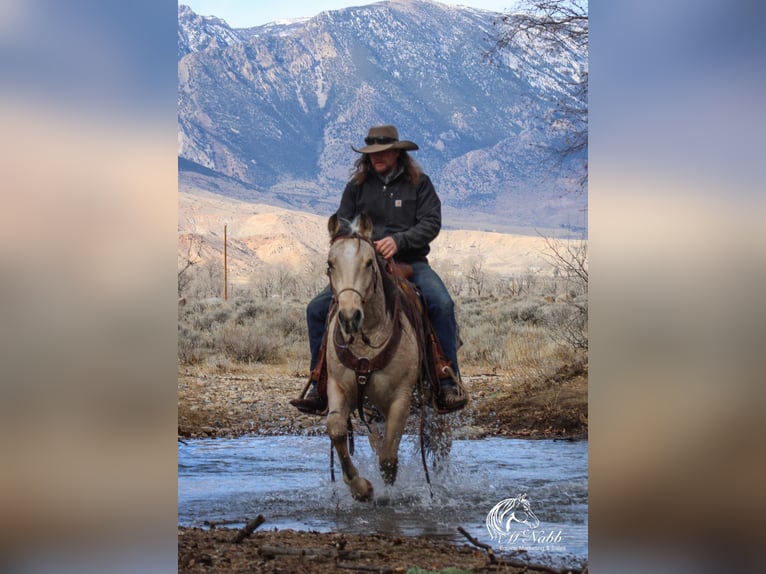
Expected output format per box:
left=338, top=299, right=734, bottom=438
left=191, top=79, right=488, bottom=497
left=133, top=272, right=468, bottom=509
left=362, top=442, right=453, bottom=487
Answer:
left=365, top=259, right=373, bottom=269
left=326, top=261, right=334, bottom=274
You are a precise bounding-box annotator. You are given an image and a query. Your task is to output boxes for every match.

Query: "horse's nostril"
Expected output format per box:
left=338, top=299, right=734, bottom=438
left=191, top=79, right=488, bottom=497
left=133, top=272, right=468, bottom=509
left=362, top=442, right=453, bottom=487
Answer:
left=339, top=308, right=363, bottom=335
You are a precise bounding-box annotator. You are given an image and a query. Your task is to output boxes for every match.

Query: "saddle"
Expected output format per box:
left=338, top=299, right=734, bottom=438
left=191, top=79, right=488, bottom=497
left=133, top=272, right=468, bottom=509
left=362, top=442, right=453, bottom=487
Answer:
left=307, top=259, right=460, bottom=415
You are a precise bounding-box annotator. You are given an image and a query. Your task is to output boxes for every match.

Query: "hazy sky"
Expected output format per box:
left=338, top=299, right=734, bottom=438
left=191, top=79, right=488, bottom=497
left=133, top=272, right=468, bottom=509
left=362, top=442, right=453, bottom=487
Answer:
left=181, top=0, right=517, bottom=28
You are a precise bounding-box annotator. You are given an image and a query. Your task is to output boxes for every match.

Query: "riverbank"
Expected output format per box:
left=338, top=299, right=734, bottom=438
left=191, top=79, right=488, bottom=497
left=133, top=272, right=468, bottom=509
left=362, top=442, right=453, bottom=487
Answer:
left=177, top=363, right=587, bottom=440
left=178, top=525, right=586, bottom=574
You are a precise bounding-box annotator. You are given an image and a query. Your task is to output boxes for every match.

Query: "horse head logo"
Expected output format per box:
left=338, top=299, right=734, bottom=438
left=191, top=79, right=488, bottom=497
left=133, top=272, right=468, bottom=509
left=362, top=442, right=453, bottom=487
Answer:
left=486, top=493, right=541, bottom=541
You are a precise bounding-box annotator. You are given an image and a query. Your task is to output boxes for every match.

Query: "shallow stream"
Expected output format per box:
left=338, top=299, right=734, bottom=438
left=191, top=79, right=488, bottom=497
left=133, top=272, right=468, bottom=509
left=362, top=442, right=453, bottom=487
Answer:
left=178, top=435, right=587, bottom=566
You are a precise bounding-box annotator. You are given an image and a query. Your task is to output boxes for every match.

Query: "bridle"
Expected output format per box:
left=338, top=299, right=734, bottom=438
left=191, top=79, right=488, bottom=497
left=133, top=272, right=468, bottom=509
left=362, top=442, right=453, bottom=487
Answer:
left=327, top=236, right=379, bottom=305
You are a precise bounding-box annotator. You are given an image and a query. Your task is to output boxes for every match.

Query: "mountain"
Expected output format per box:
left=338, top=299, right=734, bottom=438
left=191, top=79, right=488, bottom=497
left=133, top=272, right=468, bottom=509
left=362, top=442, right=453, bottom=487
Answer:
left=177, top=0, right=587, bottom=235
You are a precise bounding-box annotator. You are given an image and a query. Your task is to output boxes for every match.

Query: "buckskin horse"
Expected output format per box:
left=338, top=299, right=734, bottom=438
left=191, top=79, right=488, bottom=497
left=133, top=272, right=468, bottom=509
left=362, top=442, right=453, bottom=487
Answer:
left=324, top=213, right=448, bottom=501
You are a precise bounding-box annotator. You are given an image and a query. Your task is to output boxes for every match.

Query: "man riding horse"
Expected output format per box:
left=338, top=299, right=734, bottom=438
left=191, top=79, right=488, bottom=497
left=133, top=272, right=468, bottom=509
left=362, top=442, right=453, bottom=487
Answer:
left=291, top=124, right=467, bottom=415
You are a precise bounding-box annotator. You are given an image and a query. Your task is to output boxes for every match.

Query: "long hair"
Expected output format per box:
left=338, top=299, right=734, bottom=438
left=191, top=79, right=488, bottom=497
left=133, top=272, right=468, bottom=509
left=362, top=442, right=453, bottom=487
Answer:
left=350, top=151, right=423, bottom=185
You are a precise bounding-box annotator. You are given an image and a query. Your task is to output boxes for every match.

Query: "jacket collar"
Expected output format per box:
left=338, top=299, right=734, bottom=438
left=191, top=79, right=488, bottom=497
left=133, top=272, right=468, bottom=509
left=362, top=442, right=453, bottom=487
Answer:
left=375, top=165, right=404, bottom=186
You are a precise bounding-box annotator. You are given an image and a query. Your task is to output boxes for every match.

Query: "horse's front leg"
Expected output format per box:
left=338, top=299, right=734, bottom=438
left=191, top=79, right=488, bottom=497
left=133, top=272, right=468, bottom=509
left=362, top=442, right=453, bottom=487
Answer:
left=379, top=394, right=412, bottom=485
left=327, top=379, right=373, bottom=501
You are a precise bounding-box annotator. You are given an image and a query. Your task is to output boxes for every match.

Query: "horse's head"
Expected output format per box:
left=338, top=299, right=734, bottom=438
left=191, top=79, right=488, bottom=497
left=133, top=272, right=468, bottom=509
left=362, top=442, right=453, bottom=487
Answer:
left=327, top=214, right=379, bottom=338
left=486, top=493, right=541, bottom=539
left=512, top=493, right=540, bottom=529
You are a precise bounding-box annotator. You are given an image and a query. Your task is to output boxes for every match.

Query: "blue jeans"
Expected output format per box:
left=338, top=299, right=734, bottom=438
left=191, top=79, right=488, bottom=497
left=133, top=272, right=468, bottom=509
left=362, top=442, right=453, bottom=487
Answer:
left=306, top=262, right=460, bottom=377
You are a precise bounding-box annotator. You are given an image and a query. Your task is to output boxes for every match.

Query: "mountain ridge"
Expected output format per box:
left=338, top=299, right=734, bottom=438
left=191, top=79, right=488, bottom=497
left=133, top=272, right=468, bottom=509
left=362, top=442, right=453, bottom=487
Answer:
left=177, top=0, right=588, bottom=236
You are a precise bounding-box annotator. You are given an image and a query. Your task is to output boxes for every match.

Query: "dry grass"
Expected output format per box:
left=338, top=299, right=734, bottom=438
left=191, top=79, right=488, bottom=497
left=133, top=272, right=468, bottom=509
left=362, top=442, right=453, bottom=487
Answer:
left=178, top=293, right=588, bottom=410
left=178, top=297, right=309, bottom=368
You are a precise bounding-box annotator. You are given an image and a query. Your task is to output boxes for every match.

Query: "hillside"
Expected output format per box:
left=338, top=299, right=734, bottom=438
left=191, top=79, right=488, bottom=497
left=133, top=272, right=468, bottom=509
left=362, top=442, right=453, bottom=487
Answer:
left=179, top=187, right=570, bottom=288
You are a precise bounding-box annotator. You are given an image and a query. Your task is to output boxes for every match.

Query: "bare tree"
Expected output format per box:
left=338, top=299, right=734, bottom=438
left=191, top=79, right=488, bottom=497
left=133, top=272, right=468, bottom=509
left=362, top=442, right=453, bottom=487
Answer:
left=539, top=233, right=588, bottom=350
left=252, top=269, right=276, bottom=299
left=273, top=265, right=299, bottom=300
left=488, top=0, right=588, bottom=187
left=178, top=234, right=203, bottom=297
left=191, top=260, right=224, bottom=299
left=539, top=233, right=588, bottom=290
left=300, top=258, right=329, bottom=298
left=492, top=0, right=588, bottom=54
left=431, top=259, right=466, bottom=297
left=466, top=256, right=488, bottom=297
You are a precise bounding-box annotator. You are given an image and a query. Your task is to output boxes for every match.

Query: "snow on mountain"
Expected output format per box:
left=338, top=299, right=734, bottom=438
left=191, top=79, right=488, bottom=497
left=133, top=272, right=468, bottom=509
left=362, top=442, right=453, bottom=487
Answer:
left=177, top=0, right=587, bottom=235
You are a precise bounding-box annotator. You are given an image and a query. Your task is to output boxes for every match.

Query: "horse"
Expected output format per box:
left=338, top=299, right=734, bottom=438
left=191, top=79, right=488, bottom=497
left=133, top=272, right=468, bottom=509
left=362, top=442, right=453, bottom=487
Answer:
left=486, top=493, right=541, bottom=541
left=324, top=213, right=447, bottom=501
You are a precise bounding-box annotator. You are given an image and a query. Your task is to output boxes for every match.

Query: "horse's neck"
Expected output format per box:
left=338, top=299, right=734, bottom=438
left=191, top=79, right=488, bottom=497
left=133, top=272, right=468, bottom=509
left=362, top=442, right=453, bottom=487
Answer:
left=360, top=277, right=394, bottom=342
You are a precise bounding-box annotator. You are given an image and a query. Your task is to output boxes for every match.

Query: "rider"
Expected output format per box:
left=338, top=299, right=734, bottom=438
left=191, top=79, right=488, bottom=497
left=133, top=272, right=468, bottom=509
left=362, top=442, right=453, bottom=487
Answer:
left=290, top=124, right=467, bottom=415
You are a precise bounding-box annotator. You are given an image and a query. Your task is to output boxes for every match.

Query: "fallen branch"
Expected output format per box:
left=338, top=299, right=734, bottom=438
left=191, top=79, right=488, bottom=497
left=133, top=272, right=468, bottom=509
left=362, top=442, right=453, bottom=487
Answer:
left=457, top=526, right=496, bottom=564
left=203, top=519, right=226, bottom=529
left=457, top=526, right=583, bottom=574
left=230, top=515, right=265, bottom=543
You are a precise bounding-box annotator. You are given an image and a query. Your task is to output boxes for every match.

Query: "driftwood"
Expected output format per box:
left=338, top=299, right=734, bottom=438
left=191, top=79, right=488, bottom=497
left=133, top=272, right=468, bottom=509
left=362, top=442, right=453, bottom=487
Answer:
left=457, top=526, right=584, bottom=574
left=457, top=526, right=497, bottom=564
left=230, top=515, right=265, bottom=543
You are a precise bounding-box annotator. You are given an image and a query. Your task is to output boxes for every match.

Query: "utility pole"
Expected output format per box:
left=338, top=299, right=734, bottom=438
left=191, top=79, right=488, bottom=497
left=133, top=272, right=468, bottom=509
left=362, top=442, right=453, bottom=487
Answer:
left=224, top=224, right=228, bottom=301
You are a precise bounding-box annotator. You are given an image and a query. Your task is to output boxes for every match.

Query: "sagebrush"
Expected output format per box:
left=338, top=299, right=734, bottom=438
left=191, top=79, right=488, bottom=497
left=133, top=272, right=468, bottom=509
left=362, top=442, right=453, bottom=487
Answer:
left=178, top=291, right=587, bottom=385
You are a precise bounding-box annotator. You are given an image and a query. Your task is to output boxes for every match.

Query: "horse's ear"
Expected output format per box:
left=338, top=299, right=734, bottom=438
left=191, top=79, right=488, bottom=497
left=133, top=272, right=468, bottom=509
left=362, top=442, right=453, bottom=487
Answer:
left=328, top=214, right=341, bottom=238
left=357, top=213, right=373, bottom=239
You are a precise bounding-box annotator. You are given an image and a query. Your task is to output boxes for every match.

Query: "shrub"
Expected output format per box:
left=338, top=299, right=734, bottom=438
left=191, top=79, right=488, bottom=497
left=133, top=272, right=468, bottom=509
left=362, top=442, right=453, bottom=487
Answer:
left=215, top=322, right=282, bottom=363
left=177, top=293, right=586, bottom=374
left=177, top=325, right=210, bottom=364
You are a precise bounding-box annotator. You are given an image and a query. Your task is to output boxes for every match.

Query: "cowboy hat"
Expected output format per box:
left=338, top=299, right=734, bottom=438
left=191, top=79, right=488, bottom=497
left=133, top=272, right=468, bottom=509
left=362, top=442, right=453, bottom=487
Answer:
left=351, top=125, right=419, bottom=154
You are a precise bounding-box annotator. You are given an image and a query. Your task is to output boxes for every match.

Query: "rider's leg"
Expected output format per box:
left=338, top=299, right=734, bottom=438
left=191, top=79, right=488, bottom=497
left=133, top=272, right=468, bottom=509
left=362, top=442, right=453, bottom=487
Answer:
left=308, top=285, right=333, bottom=371
left=291, top=286, right=333, bottom=413
left=409, top=262, right=467, bottom=412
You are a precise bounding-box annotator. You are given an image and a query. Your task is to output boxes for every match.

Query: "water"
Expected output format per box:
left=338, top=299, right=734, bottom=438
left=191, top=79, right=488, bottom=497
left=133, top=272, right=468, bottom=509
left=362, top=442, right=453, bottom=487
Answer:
left=178, top=435, right=587, bottom=566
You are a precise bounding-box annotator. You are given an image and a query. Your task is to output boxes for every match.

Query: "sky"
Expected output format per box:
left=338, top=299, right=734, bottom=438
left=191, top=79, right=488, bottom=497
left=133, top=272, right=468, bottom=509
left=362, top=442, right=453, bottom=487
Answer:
left=180, top=0, right=518, bottom=28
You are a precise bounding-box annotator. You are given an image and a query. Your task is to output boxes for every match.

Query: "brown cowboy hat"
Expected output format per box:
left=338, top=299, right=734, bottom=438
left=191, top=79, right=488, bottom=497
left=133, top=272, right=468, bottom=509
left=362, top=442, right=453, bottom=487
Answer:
left=351, top=124, right=419, bottom=154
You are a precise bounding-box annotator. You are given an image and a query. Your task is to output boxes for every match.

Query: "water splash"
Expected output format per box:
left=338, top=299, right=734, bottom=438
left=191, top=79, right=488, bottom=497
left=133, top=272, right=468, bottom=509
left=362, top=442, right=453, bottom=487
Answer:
left=179, top=435, right=588, bottom=564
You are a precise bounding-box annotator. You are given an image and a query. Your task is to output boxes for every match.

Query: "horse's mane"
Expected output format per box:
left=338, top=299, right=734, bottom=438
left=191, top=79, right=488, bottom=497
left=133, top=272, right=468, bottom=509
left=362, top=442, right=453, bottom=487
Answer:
left=377, top=254, right=398, bottom=317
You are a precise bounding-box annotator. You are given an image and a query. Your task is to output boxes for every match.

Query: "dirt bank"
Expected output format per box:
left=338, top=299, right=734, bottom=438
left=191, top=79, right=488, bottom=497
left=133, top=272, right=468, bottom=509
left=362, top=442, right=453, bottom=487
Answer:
left=178, top=525, right=586, bottom=573
left=177, top=363, right=587, bottom=440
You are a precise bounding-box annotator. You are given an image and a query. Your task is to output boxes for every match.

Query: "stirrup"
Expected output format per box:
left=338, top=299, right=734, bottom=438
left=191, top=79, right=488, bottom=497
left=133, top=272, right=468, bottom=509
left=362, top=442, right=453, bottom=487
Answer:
left=289, top=381, right=327, bottom=415
left=435, top=389, right=467, bottom=414
left=434, top=366, right=467, bottom=414
left=290, top=397, right=328, bottom=416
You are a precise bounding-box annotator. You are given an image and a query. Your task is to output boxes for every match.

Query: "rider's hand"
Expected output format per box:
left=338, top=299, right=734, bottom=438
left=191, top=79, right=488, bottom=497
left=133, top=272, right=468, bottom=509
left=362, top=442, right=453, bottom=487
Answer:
left=374, top=237, right=398, bottom=260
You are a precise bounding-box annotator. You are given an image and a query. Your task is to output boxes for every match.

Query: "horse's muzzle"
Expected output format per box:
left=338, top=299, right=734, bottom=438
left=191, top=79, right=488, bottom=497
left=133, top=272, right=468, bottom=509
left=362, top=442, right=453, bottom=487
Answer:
left=338, top=308, right=363, bottom=337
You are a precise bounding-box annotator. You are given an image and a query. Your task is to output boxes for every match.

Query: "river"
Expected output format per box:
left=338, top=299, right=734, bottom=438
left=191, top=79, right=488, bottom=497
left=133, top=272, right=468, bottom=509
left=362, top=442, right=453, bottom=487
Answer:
left=178, top=435, right=587, bottom=566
